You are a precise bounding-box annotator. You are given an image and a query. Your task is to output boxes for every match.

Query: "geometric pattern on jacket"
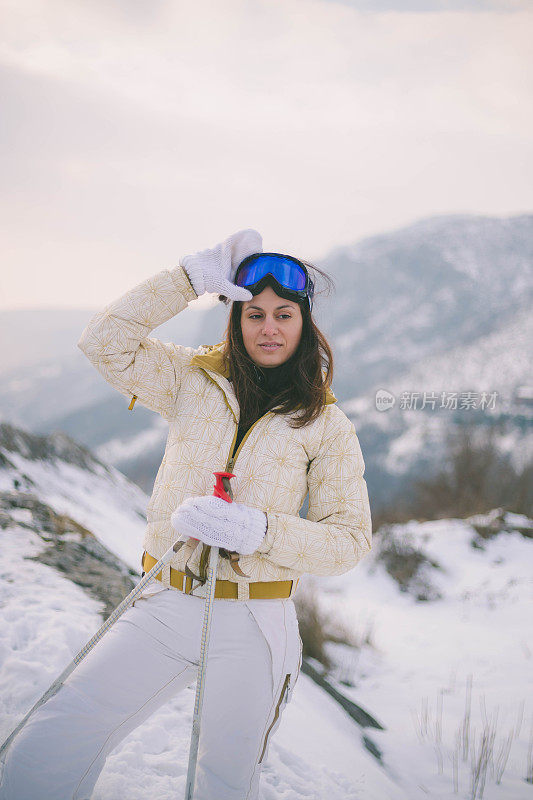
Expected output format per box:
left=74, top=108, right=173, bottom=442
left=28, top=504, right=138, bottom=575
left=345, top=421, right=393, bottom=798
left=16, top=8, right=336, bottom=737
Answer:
left=77, top=265, right=372, bottom=600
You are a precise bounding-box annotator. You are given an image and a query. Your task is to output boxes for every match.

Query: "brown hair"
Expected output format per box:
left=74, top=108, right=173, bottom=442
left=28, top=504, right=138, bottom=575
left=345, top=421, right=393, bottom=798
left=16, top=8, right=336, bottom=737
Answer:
left=221, top=260, right=335, bottom=429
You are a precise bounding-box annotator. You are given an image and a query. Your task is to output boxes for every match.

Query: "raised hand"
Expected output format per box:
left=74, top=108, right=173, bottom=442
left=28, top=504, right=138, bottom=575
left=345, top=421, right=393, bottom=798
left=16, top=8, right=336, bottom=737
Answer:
left=180, top=228, right=262, bottom=302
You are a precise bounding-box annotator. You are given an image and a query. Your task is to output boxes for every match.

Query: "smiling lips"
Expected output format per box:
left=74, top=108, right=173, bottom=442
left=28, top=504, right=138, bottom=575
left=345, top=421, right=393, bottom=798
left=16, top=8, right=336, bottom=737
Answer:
left=258, top=342, right=282, bottom=350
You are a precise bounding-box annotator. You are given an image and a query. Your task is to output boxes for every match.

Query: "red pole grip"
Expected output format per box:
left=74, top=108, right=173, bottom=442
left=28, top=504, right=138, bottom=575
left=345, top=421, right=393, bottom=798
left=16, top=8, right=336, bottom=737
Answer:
left=213, top=472, right=235, bottom=503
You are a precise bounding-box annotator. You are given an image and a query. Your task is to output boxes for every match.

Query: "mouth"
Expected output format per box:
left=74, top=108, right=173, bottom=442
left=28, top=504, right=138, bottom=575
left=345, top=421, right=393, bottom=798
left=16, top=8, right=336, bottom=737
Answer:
left=258, top=343, right=282, bottom=351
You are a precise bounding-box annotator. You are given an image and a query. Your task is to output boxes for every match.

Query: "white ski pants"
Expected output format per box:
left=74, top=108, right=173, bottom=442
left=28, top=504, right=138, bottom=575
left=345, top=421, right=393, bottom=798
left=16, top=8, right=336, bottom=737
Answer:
left=0, top=583, right=302, bottom=800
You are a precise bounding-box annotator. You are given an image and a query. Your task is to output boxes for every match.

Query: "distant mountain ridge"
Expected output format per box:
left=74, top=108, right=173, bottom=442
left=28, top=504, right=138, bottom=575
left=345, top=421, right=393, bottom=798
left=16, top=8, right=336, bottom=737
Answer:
left=318, top=213, right=533, bottom=399
left=0, top=213, right=531, bottom=502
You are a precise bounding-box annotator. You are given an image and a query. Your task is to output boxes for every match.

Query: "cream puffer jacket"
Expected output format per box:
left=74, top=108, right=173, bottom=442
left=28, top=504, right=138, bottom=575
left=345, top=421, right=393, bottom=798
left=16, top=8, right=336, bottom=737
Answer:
left=77, top=265, right=372, bottom=600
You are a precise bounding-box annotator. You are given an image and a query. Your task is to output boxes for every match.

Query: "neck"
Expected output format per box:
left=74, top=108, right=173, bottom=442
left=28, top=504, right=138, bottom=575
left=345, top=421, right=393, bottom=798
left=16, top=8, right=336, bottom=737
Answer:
left=251, top=357, right=294, bottom=396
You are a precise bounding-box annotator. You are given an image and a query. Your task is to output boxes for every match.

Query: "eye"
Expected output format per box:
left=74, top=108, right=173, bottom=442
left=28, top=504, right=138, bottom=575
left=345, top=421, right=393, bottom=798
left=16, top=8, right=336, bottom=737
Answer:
left=245, top=311, right=292, bottom=320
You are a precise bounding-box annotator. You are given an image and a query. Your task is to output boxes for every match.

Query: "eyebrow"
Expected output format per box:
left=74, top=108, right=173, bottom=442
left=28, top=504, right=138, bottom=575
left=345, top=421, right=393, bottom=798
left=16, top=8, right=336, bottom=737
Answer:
left=245, top=304, right=294, bottom=311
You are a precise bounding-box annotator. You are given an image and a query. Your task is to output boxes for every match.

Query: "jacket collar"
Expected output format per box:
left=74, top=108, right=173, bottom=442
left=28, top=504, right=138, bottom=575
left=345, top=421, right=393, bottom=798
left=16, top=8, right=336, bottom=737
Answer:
left=190, top=342, right=337, bottom=407
left=191, top=343, right=231, bottom=379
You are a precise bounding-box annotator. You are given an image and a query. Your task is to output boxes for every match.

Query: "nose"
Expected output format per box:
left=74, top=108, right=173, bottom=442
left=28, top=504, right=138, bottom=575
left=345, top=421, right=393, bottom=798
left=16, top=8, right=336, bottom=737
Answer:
left=261, top=316, right=279, bottom=336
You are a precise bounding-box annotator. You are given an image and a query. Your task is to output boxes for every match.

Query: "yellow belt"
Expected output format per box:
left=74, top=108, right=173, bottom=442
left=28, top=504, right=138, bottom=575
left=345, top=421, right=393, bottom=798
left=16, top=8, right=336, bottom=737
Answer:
left=142, top=551, right=298, bottom=600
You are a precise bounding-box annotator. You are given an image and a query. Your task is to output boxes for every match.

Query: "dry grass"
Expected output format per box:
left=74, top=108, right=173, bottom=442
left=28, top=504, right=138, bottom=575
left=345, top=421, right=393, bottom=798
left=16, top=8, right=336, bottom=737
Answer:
left=294, top=577, right=373, bottom=672
left=373, top=421, right=533, bottom=530
left=411, top=673, right=531, bottom=798
left=526, top=715, right=533, bottom=784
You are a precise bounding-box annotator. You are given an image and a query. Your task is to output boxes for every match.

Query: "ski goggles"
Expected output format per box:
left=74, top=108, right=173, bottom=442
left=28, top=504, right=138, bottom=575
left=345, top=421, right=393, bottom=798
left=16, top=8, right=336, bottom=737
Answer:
left=234, top=253, right=315, bottom=310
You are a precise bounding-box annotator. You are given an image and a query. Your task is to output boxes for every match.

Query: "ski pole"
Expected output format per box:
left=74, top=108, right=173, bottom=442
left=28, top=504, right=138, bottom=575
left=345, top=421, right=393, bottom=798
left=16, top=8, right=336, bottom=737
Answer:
left=183, top=470, right=235, bottom=800
left=0, top=536, right=190, bottom=766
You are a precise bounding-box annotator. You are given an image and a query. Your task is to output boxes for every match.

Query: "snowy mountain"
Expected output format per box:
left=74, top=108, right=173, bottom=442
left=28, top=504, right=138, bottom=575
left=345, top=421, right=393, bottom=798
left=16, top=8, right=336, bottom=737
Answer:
left=343, top=303, right=533, bottom=507
left=0, top=422, right=148, bottom=574
left=316, top=213, right=533, bottom=510
left=317, top=213, right=533, bottom=400
left=0, top=299, right=229, bottom=427
left=1, top=423, right=531, bottom=798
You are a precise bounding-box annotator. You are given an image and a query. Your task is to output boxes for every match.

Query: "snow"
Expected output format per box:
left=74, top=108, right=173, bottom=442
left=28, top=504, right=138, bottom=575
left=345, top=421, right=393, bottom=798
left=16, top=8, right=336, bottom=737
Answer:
left=318, top=515, right=533, bottom=799
left=0, top=527, right=104, bottom=731
left=0, top=449, right=148, bottom=571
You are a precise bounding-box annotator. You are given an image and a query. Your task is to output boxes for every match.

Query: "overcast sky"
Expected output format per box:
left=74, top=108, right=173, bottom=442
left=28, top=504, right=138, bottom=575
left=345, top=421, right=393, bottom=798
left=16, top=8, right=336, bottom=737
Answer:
left=1, top=0, right=532, bottom=310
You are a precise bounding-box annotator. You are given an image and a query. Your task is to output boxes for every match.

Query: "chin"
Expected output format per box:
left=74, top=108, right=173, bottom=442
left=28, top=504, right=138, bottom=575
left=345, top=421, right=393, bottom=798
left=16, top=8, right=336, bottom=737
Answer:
left=253, top=348, right=287, bottom=367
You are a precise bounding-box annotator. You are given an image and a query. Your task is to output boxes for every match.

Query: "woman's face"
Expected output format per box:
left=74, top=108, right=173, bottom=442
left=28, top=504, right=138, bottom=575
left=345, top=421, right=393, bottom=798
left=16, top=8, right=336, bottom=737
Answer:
left=240, top=285, right=303, bottom=368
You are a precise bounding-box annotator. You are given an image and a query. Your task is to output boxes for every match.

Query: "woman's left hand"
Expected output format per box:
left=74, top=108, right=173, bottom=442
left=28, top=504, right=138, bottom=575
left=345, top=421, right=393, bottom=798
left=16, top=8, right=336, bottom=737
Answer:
left=171, top=495, right=267, bottom=556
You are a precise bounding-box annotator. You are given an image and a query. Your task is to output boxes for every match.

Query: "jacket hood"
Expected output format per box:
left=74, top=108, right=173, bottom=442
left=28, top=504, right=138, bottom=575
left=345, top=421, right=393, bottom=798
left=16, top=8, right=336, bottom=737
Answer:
left=190, top=342, right=337, bottom=405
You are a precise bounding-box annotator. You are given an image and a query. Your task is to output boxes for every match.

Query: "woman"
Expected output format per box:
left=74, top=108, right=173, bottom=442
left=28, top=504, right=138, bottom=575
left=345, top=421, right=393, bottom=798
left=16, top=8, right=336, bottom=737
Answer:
left=0, top=229, right=372, bottom=800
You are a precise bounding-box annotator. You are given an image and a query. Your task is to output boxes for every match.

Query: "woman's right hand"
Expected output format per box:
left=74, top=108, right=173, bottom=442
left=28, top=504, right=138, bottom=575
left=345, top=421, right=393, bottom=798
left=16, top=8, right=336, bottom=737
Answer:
left=180, top=228, right=262, bottom=302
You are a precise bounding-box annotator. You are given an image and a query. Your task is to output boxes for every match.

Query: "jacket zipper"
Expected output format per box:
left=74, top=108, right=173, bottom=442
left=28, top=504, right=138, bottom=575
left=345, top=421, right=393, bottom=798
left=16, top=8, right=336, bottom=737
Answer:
left=199, top=368, right=273, bottom=474
left=198, top=370, right=239, bottom=476
left=225, top=411, right=272, bottom=473
left=258, top=673, right=292, bottom=763
left=193, top=373, right=272, bottom=583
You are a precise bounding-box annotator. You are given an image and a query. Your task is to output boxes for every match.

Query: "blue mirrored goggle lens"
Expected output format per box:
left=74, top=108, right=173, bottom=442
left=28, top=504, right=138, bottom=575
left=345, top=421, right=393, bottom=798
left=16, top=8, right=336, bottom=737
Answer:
left=235, top=255, right=307, bottom=291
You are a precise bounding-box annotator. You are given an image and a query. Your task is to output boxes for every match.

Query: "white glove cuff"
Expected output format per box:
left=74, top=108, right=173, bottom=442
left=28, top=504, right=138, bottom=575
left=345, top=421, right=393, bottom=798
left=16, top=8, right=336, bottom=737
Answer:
left=236, top=505, right=268, bottom=555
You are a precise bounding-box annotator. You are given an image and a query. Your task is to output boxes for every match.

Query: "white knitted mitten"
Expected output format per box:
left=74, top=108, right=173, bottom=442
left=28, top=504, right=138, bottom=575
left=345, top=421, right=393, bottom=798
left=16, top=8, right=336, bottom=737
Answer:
left=180, top=228, right=262, bottom=302
left=171, top=495, right=267, bottom=556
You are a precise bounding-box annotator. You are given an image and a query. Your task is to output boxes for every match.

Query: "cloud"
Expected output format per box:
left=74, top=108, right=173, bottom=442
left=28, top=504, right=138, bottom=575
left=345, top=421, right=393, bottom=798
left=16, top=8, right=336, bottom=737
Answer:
left=321, top=0, right=529, bottom=11
left=1, top=0, right=532, bottom=308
